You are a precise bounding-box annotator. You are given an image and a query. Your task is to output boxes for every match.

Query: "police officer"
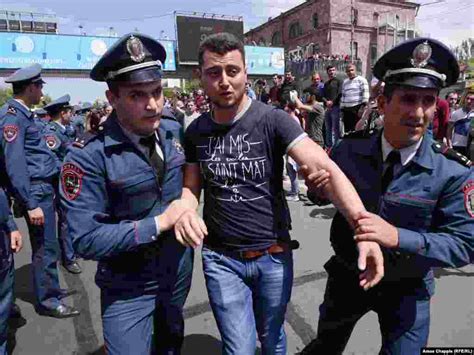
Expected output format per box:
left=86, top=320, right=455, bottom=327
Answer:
left=70, top=102, right=91, bottom=138
left=301, top=38, right=474, bottom=354
left=60, top=33, right=193, bottom=354
left=43, top=95, right=82, bottom=274
left=33, top=107, right=50, bottom=130
left=0, top=187, right=22, bottom=355
left=0, top=64, right=80, bottom=318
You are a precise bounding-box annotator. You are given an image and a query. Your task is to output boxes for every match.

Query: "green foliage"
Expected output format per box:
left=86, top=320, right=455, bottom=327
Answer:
left=0, top=87, right=13, bottom=107
left=184, top=79, right=201, bottom=93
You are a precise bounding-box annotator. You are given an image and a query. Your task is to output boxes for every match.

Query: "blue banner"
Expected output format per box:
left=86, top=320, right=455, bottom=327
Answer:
left=0, top=32, right=176, bottom=71
left=245, top=46, right=285, bottom=76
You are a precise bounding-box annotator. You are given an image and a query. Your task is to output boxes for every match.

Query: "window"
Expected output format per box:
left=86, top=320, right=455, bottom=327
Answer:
left=370, top=43, right=377, bottom=64
left=312, top=13, right=319, bottom=29
left=289, top=21, right=302, bottom=39
left=352, top=41, right=358, bottom=59
left=271, top=31, right=282, bottom=46
left=352, top=8, right=358, bottom=26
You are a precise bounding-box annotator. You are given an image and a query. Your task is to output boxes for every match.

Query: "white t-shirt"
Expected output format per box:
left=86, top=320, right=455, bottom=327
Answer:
left=449, top=108, right=473, bottom=147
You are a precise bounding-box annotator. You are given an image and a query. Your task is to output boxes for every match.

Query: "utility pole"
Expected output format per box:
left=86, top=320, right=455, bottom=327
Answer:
left=350, top=0, right=354, bottom=62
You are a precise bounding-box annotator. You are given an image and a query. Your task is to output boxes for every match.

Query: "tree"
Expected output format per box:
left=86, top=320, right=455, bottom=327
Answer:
left=0, top=87, right=13, bottom=107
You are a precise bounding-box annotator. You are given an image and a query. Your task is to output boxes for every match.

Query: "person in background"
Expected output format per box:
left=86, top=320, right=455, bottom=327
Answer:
left=446, top=91, right=459, bottom=114
left=279, top=70, right=299, bottom=105
left=245, top=82, right=257, bottom=100
left=430, top=96, right=450, bottom=143
left=340, top=63, right=369, bottom=134
left=0, top=64, right=79, bottom=318
left=447, top=87, right=474, bottom=156
left=269, top=74, right=283, bottom=105
left=294, top=94, right=325, bottom=148
left=322, top=65, right=342, bottom=148
left=183, top=100, right=200, bottom=131
left=43, top=95, right=82, bottom=275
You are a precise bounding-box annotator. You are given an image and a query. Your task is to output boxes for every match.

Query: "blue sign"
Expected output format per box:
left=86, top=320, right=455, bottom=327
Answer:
left=245, top=46, right=285, bottom=75
left=0, top=32, right=176, bottom=71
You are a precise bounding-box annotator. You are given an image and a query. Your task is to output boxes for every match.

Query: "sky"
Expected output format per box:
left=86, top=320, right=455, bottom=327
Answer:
left=1, top=0, right=472, bottom=102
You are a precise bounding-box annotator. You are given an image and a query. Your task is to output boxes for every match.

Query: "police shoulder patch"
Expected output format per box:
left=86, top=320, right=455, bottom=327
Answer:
left=45, top=134, right=59, bottom=150
left=61, top=163, right=85, bottom=200
left=463, top=180, right=474, bottom=218
left=3, top=124, right=19, bottom=143
left=72, top=131, right=99, bottom=149
left=432, top=142, right=472, bottom=167
left=342, top=129, right=375, bottom=140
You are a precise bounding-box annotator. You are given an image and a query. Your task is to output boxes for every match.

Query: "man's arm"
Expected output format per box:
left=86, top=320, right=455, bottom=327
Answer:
left=288, top=137, right=364, bottom=226
left=446, top=121, right=454, bottom=147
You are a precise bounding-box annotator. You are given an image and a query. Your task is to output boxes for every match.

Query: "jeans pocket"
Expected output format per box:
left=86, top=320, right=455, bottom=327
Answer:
left=268, top=251, right=291, bottom=265
left=201, top=247, right=224, bottom=262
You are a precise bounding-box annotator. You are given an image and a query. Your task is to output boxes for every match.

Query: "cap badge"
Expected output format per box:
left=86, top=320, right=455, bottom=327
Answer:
left=410, top=41, right=432, bottom=68
left=126, top=36, right=146, bottom=63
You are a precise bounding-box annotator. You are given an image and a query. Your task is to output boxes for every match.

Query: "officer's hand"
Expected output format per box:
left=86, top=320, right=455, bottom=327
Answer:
left=158, top=199, right=194, bottom=232
left=28, top=207, right=44, bottom=226
left=356, top=241, right=384, bottom=290
left=300, top=165, right=330, bottom=193
left=175, top=210, right=208, bottom=248
left=10, top=230, right=23, bottom=253
left=354, top=211, right=399, bottom=248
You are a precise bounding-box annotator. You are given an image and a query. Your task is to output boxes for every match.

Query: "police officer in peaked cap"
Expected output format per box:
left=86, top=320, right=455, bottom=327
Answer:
left=0, top=64, right=80, bottom=319
left=301, top=38, right=473, bottom=354
left=43, top=95, right=82, bottom=275
left=60, top=33, right=193, bottom=354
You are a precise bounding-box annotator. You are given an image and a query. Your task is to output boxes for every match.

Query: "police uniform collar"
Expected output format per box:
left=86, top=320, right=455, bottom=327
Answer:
left=410, top=133, right=435, bottom=170
left=381, top=134, right=423, bottom=167
left=9, top=99, right=33, bottom=118
left=103, top=113, right=130, bottom=147
left=51, top=120, right=67, bottom=133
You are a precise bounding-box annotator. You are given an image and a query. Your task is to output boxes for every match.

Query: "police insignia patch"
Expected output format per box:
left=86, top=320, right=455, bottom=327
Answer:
left=463, top=181, right=474, bottom=218
left=61, top=163, right=85, bottom=200
left=45, top=135, right=58, bottom=149
left=172, top=137, right=184, bottom=154
left=3, top=124, right=19, bottom=143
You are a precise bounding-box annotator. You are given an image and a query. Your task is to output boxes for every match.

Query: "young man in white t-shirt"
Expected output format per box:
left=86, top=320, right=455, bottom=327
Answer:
left=447, top=90, right=474, bottom=156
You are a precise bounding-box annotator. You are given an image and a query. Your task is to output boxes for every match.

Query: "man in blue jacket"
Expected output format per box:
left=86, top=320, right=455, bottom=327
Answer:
left=301, top=38, right=474, bottom=354
left=0, top=64, right=79, bottom=318
left=60, top=33, right=193, bottom=354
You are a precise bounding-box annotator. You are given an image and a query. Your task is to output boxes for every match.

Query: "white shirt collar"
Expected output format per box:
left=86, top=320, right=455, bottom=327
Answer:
left=13, top=99, right=31, bottom=112
left=381, top=133, right=423, bottom=166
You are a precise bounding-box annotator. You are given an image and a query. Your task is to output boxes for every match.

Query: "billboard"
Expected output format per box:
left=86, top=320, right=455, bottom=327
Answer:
left=176, top=15, right=243, bottom=64
left=245, top=46, right=285, bottom=76
left=0, top=32, right=176, bottom=71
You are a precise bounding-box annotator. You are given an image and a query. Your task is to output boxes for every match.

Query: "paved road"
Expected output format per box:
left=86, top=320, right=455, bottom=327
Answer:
left=6, top=200, right=474, bottom=354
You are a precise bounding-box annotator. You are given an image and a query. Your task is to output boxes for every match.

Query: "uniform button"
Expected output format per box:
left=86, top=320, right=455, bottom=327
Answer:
left=395, top=251, right=401, bottom=256
left=151, top=235, right=156, bottom=241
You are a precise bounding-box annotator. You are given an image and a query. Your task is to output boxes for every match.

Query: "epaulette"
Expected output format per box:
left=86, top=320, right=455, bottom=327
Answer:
left=432, top=142, right=472, bottom=167
left=48, top=124, right=57, bottom=131
left=7, top=106, right=17, bottom=115
left=72, top=129, right=101, bottom=148
left=342, top=128, right=376, bottom=139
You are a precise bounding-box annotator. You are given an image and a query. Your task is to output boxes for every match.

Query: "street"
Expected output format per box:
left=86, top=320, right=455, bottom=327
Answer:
left=6, top=200, right=474, bottom=354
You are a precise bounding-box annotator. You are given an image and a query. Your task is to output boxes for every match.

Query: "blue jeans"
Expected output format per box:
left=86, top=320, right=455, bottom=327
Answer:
left=202, top=246, right=293, bottom=355
left=324, top=106, right=341, bottom=148
left=286, top=158, right=299, bottom=196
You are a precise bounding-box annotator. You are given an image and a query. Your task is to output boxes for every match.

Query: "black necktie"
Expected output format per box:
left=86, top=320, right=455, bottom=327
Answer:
left=382, top=150, right=400, bottom=193
left=139, top=134, right=164, bottom=184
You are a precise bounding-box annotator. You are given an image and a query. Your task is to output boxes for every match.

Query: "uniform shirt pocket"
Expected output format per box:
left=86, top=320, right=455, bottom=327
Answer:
left=381, top=192, right=437, bottom=231
left=109, top=168, right=158, bottom=219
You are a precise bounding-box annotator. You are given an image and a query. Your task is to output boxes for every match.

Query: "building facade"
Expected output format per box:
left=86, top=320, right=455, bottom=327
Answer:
left=244, top=0, right=419, bottom=76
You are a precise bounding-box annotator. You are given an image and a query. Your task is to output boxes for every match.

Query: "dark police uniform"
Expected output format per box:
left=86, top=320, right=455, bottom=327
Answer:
left=302, top=38, right=474, bottom=354
left=0, top=64, right=79, bottom=318
left=43, top=95, right=80, bottom=271
left=60, top=33, right=193, bottom=354
left=70, top=102, right=91, bottom=138
left=0, top=187, right=18, bottom=355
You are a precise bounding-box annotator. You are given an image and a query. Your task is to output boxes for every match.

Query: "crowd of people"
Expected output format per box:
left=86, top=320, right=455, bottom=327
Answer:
left=0, top=31, right=472, bottom=355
